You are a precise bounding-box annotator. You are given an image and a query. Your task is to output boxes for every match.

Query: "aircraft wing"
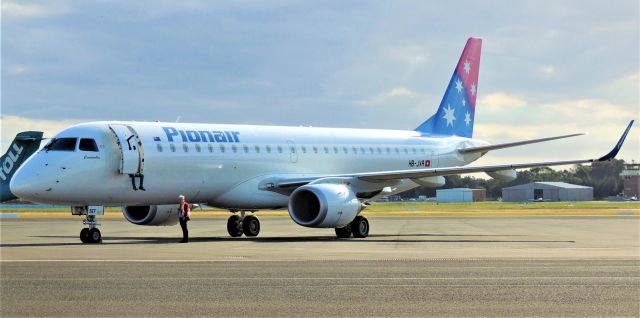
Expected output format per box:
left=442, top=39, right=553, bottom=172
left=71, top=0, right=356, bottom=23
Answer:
left=457, top=133, right=585, bottom=155
left=273, top=120, right=633, bottom=190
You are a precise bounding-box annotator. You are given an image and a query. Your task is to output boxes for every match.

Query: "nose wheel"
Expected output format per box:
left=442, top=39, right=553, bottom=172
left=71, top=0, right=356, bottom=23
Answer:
left=79, top=215, right=102, bottom=243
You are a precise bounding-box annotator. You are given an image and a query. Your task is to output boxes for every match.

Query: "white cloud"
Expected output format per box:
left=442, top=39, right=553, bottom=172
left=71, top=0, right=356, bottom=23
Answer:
left=1, top=115, right=85, bottom=150
left=1, top=1, right=70, bottom=19
left=356, top=87, right=417, bottom=105
left=478, top=92, right=527, bottom=111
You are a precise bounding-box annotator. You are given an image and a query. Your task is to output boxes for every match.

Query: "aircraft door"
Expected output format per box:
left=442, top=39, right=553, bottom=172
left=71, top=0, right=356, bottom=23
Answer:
left=108, top=124, right=144, bottom=175
left=287, top=140, right=298, bottom=163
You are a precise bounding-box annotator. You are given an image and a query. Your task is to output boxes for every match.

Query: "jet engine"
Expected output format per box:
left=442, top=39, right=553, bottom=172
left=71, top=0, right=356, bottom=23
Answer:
left=288, top=183, right=361, bottom=228
left=122, top=205, right=179, bottom=226
left=486, top=169, right=517, bottom=182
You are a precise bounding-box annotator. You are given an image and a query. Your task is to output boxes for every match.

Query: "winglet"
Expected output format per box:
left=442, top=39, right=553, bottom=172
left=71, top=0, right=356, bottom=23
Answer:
left=596, top=120, right=634, bottom=162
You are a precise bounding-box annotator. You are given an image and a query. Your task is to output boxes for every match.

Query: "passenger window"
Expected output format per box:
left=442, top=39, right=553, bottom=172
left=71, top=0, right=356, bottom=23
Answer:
left=420, top=148, right=425, bottom=154
left=333, top=147, right=338, bottom=154
left=369, top=147, right=374, bottom=154
left=412, top=148, right=417, bottom=154
left=170, top=144, right=176, bottom=152
left=360, top=147, right=365, bottom=154
left=352, top=146, right=357, bottom=154
left=301, top=146, right=307, bottom=154
left=323, top=146, right=328, bottom=154
left=195, top=144, right=202, bottom=152
left=232, top=145, right=237, bottom=153
left=219, top=145, right=226, bottom=153
left=243, top=145, right=249, bottom=153
left=343, top=147, right=348, bottom=154
left=277, top=146, right=283, bottom=153
left=403, top=148, right=408, bottom=154
left=208, top=144, right=214, bottom=153
left=183, top=144, right=189, bottom=152
left=45, top=138, right=77, bottom=151
left=79, top=138, right=99, bottom=152
left=156, top=144, right=163, bottom=152
left=266, top=146, right=272, bottom=153
left=377, top=147, right=382, bottom=154
left=313, top=146, right=318, bottom=154
left=254, top=145, right=260, bottom=153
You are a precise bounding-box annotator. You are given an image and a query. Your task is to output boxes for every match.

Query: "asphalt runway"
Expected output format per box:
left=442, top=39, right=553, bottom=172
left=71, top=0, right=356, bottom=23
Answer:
left=2, top=216, right=639, bottom=317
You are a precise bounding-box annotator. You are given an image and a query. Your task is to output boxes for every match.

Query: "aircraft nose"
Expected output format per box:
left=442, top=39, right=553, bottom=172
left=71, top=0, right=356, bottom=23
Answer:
left=9, top=162, right=41, bottom=200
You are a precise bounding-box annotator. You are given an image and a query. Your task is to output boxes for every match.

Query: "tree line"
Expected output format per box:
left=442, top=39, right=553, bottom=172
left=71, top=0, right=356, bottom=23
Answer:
left=401, top=159, right=630, bottom=200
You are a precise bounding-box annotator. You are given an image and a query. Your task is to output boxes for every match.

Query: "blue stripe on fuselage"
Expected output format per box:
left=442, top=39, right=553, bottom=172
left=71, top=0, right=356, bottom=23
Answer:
left=162, top=127, right=240, bottom=143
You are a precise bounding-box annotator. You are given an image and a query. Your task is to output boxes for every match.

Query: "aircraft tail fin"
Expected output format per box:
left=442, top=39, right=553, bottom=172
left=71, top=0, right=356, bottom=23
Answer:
left=415, top=37, right=482, bottom=138
left=1, top=131, right=44, bottom=202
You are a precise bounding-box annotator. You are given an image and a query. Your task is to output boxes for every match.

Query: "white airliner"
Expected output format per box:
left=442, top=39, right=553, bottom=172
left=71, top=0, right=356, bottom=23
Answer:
left=10, top=37, right=634, bottom=243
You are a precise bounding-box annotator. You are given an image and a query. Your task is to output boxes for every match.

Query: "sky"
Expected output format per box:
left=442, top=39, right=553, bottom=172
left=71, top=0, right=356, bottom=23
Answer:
left=1, top=0, right=639, bottom=166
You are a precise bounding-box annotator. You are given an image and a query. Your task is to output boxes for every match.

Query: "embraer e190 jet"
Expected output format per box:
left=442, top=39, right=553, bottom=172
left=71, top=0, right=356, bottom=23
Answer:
left=10, top=38, right=634, bottom=243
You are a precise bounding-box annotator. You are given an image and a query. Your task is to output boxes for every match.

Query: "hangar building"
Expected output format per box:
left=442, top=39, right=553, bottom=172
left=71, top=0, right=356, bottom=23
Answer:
left=502, top=182, right=593, bottom=202
left=436, top=188, right=486, bottom=203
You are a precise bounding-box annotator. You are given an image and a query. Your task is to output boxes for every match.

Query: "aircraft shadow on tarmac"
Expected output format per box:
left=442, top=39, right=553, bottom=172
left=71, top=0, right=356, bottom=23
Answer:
left=0, top=233, right=575, bottom=247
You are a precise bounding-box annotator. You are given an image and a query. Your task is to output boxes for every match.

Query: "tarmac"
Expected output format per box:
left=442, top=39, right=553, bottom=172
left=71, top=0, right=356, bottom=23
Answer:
left=1, top=215, right=639, bottom=317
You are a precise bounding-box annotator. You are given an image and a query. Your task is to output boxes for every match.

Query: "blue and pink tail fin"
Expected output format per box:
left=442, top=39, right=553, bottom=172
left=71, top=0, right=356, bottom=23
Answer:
left=415, top=37, right=482, bottom=138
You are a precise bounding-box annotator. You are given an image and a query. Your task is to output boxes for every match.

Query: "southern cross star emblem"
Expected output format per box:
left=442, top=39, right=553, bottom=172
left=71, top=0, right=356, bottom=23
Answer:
left=470, top=83, right=476, bottom=96
left=455, top=79, right=463, bottom=93
left=465, top=111, right=471, bottom=126
left=443, top=104, right=456, bottom=127
left=463, top=60, right=471, bottom=74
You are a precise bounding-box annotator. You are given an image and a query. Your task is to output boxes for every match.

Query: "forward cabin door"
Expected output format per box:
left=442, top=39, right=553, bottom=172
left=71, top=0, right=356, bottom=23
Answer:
left=108, top=124, right=145, bottom=175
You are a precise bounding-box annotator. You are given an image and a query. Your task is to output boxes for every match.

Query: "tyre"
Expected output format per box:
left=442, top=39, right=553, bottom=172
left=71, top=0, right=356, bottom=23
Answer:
left=242, top=215, right=260, bottom=237
left=335, top=225, right=352, bottom=238
left=80, top=228, right=89, bottom=243
left=227, top=215, right=243, bottom=237
left=351, top=216, right=369, bottom=238
left=87, top=228, right=102, bottom=243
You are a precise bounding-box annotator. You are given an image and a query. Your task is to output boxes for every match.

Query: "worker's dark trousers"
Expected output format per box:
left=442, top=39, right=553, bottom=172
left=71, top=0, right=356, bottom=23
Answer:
left=179, top=219, right=189, bottom=242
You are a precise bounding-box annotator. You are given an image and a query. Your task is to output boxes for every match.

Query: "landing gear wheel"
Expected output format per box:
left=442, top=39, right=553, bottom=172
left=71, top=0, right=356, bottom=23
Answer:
left=227, top=215, right=243, bottom=237
left=87, top=228, right=102, bottom=243
left=335, top=225, right=352, bottom=238
left=351, top=216, right=369, bottom=238
left=80, top=228, right=89, bottom=243
left=242, top=215, right=261, bottom=237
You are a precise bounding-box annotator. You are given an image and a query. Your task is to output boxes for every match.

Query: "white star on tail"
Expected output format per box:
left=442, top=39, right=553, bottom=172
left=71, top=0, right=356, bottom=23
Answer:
left=462, top=99, right=466, bottom=107
left=464, top=111, right=471, bottom=126
left=463, top=60, right=471, bottom=74
left=443, top=104, right=456, bottom=127
left=455, top=79, right=463, bottom=93
left=470, top=83, right=476, bottom=96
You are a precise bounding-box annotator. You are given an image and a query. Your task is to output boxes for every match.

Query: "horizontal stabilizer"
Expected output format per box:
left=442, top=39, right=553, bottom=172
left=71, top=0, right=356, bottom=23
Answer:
left=458, top=133, right=585, bottom=154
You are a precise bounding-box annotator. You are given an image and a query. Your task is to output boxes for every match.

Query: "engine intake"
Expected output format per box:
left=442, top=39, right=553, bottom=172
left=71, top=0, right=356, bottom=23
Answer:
left=288, top=183, right=361, bottom=228
left=122, top=205, right=179, bottom=226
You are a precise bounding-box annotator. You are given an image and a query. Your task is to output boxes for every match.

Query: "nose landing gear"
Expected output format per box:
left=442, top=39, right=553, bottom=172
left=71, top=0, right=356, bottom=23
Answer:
left=73, top=206, right=103, bottom=244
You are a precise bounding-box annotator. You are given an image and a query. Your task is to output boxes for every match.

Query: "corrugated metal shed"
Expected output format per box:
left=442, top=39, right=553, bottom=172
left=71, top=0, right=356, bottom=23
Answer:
left=502, top=182, right=593, bottom=202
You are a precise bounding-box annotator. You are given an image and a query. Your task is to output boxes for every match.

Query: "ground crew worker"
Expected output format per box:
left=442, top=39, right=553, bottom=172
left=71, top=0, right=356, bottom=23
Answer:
left=178, top=195, right=190, bottom=243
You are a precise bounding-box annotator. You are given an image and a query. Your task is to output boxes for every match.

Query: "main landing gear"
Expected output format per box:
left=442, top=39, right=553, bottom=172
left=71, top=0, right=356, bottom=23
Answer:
left=335, top=215, right=369, bottom=239
left=227, top=211, right=261, bottom=237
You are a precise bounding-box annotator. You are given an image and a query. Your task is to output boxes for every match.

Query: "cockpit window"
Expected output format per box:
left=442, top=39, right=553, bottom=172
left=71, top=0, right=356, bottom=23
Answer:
left=44, top=138, right=77, bottom=151
left=79, top=138, right=99, bottom=152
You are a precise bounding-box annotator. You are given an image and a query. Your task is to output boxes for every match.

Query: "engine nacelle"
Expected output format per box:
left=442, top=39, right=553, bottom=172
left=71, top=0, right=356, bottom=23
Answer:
left=486, top=169, right=517, bottom=182
left=288, top=183, right=361, bottom=228
left=122, top=205, right=179, bottom=226
left=411, top=176, right=446, bottom=188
